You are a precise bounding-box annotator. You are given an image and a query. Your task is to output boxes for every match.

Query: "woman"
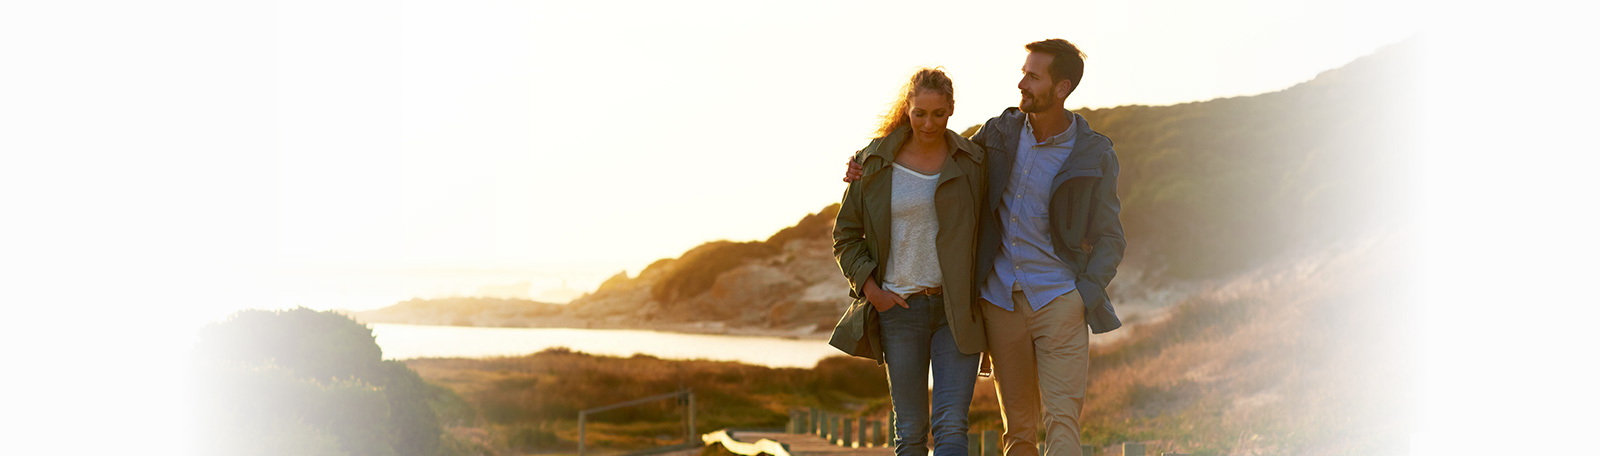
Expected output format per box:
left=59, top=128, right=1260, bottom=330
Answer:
left=828, top=68, right=987, bottom=456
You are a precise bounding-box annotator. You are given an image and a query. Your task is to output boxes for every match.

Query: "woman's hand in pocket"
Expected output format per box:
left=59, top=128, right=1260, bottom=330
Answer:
left=863, top=278, right=909, bottom=312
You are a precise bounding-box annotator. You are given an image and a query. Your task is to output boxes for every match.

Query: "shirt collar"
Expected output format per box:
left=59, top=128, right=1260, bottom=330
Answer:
left=1021, top=113, right=1077, bottom=147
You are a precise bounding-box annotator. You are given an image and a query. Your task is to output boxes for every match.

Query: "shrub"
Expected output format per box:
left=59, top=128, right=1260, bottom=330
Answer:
left=193, top=307, right=470, bottom=456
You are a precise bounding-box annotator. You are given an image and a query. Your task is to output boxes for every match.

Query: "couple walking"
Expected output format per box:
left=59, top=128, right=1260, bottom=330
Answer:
left=828, top=38, right=1125, bottom=456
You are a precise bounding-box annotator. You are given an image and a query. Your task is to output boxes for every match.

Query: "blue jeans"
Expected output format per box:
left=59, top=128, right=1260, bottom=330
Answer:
left=878, top=293, right=981, bottom=456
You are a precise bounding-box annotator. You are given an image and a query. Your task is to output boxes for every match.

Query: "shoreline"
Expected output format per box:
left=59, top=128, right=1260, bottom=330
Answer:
left=353, top=316, right=833, bottom=340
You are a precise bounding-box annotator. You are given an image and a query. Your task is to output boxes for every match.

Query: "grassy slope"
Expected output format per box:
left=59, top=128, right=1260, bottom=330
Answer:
left=1073, top=40, right=1416, bottom=282
left=1079, top=235, right=1414, bottom=455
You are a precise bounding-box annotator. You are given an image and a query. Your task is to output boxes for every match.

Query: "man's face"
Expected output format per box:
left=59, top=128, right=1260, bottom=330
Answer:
left=1018, top=52, right=1067, bottom=113
left=907, top=90, right=953, bottom=143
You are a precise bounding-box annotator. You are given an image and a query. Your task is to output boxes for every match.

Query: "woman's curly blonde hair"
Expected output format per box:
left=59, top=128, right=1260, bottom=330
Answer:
left=875, top=67, right=954, bottom=139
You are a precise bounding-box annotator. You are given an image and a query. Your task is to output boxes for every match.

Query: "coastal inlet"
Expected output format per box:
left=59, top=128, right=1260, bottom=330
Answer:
left=371, top=323, right=840, bottom=368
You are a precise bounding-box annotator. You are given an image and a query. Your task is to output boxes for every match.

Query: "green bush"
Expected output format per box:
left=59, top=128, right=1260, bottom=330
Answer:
left=193, top=307, right=474, bottom=456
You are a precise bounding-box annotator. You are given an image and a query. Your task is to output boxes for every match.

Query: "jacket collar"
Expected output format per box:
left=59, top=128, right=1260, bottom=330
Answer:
left=861, top=125, right=985, bottom=176
left=994, top=108, right=1109, bottom=164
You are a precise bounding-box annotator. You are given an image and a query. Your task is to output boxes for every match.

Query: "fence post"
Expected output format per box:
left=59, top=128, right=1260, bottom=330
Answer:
left=1123, top=442, right=1145, bottom=456
left=858, top=416, right=867, bottom=447
left=834, top=416, right=843, bottom=445
left=982, top=430, right=999, bottom=456
left=832, top=415, right=842, bottom=444
left=843, top=418, right=854, bottom=447
left=811, top=408, right=821, bottom=436
left=968, top=432, right=981, bottom=456
left=873, top=420, right=884, bottom=447
left=683, top=390, right=696, bottom=447
left=577, top=411, right=587, bottom=456
left=821, top=413, right=831, bottom=440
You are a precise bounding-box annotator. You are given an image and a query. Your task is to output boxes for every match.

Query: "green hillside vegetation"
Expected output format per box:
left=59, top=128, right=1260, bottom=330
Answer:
left=193, top=308, right=496, bottom=456
left=966, top=41, right=1416, bottom=282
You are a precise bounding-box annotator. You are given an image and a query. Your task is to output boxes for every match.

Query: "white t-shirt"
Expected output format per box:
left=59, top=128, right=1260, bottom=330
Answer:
left=881, top=163, right=943, bottom=296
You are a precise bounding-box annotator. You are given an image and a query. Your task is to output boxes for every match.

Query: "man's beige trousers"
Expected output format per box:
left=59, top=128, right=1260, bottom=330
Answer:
left=981, top=289, right=1089, bottom=456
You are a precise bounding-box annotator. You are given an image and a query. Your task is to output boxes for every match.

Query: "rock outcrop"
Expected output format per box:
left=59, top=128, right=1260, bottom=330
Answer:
left=563, top=204, right=849, bottom=333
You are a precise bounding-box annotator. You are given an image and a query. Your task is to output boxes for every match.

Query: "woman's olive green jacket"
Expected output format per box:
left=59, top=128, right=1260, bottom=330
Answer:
left=828, top=126, right=988, bottom=363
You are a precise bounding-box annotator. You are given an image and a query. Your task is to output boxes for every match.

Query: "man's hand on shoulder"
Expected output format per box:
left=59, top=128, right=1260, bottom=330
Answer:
left=843, top=155, right=864, bottom=183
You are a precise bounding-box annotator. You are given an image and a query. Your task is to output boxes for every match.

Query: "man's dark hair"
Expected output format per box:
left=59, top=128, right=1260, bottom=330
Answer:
left=1025, top=39, right=1086, bottom=97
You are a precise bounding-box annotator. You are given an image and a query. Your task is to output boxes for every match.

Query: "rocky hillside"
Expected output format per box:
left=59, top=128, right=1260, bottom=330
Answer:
left=559, top=204, right=849, bottom=334
left=350, top=205, right=853, bottom=335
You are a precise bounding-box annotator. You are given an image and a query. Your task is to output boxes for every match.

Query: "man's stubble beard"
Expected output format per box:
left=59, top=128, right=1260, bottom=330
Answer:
left=1019, top=90, right=1051, bottom=114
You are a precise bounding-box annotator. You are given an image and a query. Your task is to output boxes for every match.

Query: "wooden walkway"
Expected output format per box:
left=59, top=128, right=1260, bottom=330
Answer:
left=704, top=430, right=891, bottom=456
left=702, top=409, right=1136, bottom=456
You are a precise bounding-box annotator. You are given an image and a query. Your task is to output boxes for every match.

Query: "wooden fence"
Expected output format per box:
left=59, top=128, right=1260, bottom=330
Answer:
left=577, top=389, right=696, bottom=456
left=781, top=408, right=1192, bottom=456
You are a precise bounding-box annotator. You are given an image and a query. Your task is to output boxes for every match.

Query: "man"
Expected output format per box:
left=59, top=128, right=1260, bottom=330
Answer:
left=845, top=39, right=1124, bottom=456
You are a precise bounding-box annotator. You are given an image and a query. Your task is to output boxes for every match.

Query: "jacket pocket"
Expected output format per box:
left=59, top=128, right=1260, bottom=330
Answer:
left=1052, top=175, right=1100, bottom=237
left=828, top=298, right=877, bottom=360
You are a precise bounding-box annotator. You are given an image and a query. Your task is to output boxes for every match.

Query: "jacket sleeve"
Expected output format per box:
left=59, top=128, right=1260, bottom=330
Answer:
left=1076, top=151, right=1126, bottom=311
left=833, top=166, right=876, bottom=300
left=970, top=122, right=990, bottom=148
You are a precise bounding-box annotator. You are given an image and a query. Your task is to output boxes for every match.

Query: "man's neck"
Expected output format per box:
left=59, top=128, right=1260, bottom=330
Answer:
left=1026, top=108, right=1073, bottom=143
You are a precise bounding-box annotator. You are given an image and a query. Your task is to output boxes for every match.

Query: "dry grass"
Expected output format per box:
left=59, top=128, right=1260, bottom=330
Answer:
left=405, top=348, right=890, bottom=454
left=1077, top=235, right=1415, bottom=455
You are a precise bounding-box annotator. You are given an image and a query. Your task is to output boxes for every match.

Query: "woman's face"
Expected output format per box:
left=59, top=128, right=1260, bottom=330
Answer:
left=907, top=90, right=952, bottom=143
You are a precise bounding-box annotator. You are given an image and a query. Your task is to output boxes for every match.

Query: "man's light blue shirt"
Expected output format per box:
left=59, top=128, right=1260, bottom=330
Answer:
left=981, top=115, right=1078, bottom=311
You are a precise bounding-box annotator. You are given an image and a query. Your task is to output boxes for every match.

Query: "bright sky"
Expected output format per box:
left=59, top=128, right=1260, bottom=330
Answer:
left=6, top=0, right=1425, bottom=321
left=258, top=0, right=1420, bottom=311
